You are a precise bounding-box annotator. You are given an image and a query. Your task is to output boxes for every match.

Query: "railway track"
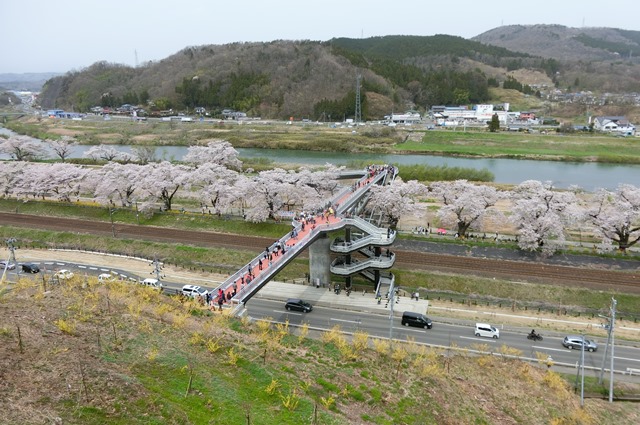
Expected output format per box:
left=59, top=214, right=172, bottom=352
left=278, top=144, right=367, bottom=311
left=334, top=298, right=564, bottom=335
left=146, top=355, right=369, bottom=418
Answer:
left=2, top=212, right=639, bottom=294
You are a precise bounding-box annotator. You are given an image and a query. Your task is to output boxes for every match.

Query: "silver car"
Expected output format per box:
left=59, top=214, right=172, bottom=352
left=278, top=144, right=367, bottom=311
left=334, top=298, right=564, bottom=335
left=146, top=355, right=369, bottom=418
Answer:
left=562, top=336, right=598, bottom=352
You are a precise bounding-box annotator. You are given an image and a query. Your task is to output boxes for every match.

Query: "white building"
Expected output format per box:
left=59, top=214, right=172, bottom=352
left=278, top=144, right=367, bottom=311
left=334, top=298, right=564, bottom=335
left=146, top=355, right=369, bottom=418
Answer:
left=592, top=116, right=636, bottom=136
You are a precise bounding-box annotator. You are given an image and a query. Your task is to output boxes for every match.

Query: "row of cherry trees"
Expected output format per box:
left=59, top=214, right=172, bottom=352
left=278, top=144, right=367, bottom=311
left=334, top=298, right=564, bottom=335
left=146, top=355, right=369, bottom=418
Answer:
left=367, top=178, right=640, bottom=253
left=1, top=136, right=638, bottom=253
left=0, top=140, right=344, bottom=222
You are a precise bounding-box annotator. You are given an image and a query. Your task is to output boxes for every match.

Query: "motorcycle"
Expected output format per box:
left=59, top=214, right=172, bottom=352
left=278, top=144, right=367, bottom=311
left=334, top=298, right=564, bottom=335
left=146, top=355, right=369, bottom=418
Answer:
left=527, top=332, right=543, bottom=341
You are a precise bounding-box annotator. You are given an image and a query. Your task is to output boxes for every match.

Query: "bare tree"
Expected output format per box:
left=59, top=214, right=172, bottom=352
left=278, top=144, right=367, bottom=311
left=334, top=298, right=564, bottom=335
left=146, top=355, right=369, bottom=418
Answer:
left=47, top=136, right=78, bottom=162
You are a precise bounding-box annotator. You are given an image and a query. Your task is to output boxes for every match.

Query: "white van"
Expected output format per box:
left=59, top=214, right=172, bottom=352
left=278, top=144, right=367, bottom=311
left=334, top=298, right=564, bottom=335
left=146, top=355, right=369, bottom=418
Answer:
left=474, top=323, right=500, bottom=339
left=141, top=278, right=163, bottom=290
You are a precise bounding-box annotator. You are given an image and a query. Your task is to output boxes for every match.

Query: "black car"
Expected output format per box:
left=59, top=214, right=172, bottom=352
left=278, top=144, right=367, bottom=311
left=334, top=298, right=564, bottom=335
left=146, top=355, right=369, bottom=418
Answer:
left=401, top=311, right=433, bottom=329
left=21, top=263, right=40, bottom=273
left=285, top=298, right=313, bottom=313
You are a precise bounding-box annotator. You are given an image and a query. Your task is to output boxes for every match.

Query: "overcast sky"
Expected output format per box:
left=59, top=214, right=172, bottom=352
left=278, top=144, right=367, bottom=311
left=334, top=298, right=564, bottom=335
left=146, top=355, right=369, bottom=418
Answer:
left=1, top=0, right=638, bottom=74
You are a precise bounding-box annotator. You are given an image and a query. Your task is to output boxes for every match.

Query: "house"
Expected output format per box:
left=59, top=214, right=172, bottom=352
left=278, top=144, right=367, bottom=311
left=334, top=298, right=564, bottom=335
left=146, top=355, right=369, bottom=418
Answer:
left=519, top=111, right=536, bottom=121
left=592, top=116, right=636, bottom=136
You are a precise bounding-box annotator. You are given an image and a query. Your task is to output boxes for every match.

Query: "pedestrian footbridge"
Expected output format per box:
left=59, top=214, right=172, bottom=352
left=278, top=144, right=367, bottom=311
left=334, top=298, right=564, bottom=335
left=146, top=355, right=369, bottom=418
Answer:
left=216, top=165, right=398, bottom=316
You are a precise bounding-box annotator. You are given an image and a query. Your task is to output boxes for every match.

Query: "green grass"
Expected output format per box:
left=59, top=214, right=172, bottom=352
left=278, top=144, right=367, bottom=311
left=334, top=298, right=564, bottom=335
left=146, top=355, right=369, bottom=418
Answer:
left=397, top=130, right=640, bottom=163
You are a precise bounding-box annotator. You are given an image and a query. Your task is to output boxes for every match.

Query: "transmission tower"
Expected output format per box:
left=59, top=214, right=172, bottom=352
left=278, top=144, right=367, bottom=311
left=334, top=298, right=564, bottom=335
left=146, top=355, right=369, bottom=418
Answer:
left=354, top=73, right=362, bottom=124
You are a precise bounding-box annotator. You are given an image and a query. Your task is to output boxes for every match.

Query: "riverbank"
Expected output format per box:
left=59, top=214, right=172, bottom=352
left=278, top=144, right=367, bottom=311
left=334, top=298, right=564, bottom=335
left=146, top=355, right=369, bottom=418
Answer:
left=5, top=116, right=640, bottom=165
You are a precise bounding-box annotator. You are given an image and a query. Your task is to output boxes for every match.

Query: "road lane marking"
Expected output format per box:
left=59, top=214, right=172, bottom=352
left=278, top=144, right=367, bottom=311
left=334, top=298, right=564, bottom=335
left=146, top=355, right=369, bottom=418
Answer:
left=459, top=336, right=498, bottom=342
left=532, top=346, right=569, bottom=353
left=330, top=318, right=362, bottom=324
left=274, top=310, right=302, bottom=316
left=615, top=356, right=640, bottom=363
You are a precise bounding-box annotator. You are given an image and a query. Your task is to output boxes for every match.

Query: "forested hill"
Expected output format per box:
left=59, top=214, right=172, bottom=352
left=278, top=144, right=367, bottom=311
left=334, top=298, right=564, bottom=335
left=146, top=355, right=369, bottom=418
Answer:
left=38, top=35, right=539, bottom=120
left=38, top=28, right=639, bottom=120
left=472, top=25, right=640, bottom=93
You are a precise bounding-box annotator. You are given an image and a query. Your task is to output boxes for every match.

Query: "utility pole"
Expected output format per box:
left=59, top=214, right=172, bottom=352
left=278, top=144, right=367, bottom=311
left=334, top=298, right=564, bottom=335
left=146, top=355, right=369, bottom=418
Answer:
left=598, top=297, right=617, bottom=403
left=3, top=238, right=17, bottom=281
left=609, top=298, right=617, bottom=403
left=387, top=278, right=395, bottom=342
left=354, top=73, right=362, bottom=125
left=109, top=207, right=116, bottom=237
left=580, top=335, right=585, bottom=407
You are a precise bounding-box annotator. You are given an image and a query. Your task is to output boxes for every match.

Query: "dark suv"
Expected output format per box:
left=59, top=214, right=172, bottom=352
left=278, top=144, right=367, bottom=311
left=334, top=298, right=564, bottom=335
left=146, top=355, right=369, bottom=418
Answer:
left=401, top=311, right=433, bottom=329
left=285, top=299, right=313, bottom=313
left=21, top=263, right=40, bottom=273
left=562, top=336, right=598, bottom=352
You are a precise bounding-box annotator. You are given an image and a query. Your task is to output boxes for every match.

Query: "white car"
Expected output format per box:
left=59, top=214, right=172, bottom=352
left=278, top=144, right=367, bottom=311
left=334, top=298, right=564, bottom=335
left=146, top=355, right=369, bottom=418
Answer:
left=0, top=260, right=16, bottom=270
left=474, top=323, right=500, bottom=339
left=181, top=284, right=208, bottom=298
left=141, top=278, right=163, bottom=289
left=54, top=269, right=75, bottom=280
left=98, top=273, right=117, bottom=283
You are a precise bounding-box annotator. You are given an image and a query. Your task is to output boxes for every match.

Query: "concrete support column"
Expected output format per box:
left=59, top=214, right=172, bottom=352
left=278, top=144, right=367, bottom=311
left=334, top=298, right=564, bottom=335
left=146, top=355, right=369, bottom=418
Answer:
left=309, top=233, right=331, bottom=288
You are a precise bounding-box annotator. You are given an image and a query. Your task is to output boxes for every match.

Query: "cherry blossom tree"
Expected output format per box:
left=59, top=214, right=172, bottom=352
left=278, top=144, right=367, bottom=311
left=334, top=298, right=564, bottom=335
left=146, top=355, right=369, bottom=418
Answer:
left=246, top=168, right=296, bottom=221
left=47, top=136, right=78, bottom=162
left=84, top=144, right=124, bottom=162
left=131, top=145, right=157, bottom=165
left=0, top=135, right=46, bottom=161
left=137, top=161, right=193, bottom=211
left=0, top=162, right=27, bottom=196
left=430, top=180, right=505, bottom=238
left=510, top=180, right=579, bottom=253
left=183, top=140, right=242, bottom=170
left=15, top=163, right=87, bottom=202
left=584, top=184, right=640, bottom=252
left=367, top=180, right=428, bottom=229
left=182, top=163, right=239, bottom=214
left=90, top=162, right=144, bottom=207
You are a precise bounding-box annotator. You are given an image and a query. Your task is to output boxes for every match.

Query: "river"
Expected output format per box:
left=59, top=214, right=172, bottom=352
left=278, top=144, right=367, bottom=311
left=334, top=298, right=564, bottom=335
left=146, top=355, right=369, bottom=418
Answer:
left=1, top=127, right=638, bottom=191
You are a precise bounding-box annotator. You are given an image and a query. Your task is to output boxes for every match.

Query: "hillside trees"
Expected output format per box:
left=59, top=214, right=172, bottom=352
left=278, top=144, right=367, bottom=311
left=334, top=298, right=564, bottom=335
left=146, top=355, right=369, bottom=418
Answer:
left=430, top=180, right=505, bottom=238
left=584, top=185, right=640, bottom=252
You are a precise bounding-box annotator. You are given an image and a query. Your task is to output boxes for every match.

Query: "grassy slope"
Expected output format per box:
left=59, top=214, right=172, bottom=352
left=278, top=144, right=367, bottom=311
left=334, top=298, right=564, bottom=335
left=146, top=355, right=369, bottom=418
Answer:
left=2, top=277, right=638, bottom=425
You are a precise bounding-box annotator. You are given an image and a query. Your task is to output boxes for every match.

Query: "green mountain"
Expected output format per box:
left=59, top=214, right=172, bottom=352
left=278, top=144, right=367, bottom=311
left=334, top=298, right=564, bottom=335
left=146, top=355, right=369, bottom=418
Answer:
left=38, top=28, right=640, bottom=119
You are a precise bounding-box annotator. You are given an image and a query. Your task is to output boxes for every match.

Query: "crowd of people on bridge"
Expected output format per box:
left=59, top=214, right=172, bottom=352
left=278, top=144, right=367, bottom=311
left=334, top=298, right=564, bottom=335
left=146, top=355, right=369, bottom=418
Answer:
left=203, top=164, right=397, bottom=312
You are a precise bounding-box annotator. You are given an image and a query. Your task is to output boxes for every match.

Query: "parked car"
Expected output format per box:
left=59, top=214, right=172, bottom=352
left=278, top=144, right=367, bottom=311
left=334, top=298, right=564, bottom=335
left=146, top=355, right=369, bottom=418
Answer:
left=0, top=260, right=16, bottom=270
left=21, top=263, right=40, bottom=273
left=285, top=298, right=313, bottom=313
left=474, top=323, right=500, bottom=339
left=401, top=311, right=433, bottom=329
left=562, top=336, right=598, bottom=352
left=182, top=284, right=208, bottom=298
left=54, top=269, right=74, bottom=280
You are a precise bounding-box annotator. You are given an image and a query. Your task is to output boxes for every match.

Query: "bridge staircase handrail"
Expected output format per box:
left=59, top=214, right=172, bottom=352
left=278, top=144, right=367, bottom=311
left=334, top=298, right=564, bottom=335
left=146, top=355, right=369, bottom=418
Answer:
left=330, top=252, right=395, bottom=276
left=330, top=229, right=395, bottom=253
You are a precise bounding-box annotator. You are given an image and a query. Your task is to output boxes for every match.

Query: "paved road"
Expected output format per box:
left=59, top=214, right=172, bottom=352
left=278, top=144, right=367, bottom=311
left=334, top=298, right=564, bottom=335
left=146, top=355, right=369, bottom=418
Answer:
left=7, top=249, right=640, bottom=381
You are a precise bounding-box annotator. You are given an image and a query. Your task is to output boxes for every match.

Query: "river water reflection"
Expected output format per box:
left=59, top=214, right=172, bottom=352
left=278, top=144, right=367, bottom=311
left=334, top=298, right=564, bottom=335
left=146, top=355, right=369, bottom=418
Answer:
left=0, top=127, right=637, bottom=191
